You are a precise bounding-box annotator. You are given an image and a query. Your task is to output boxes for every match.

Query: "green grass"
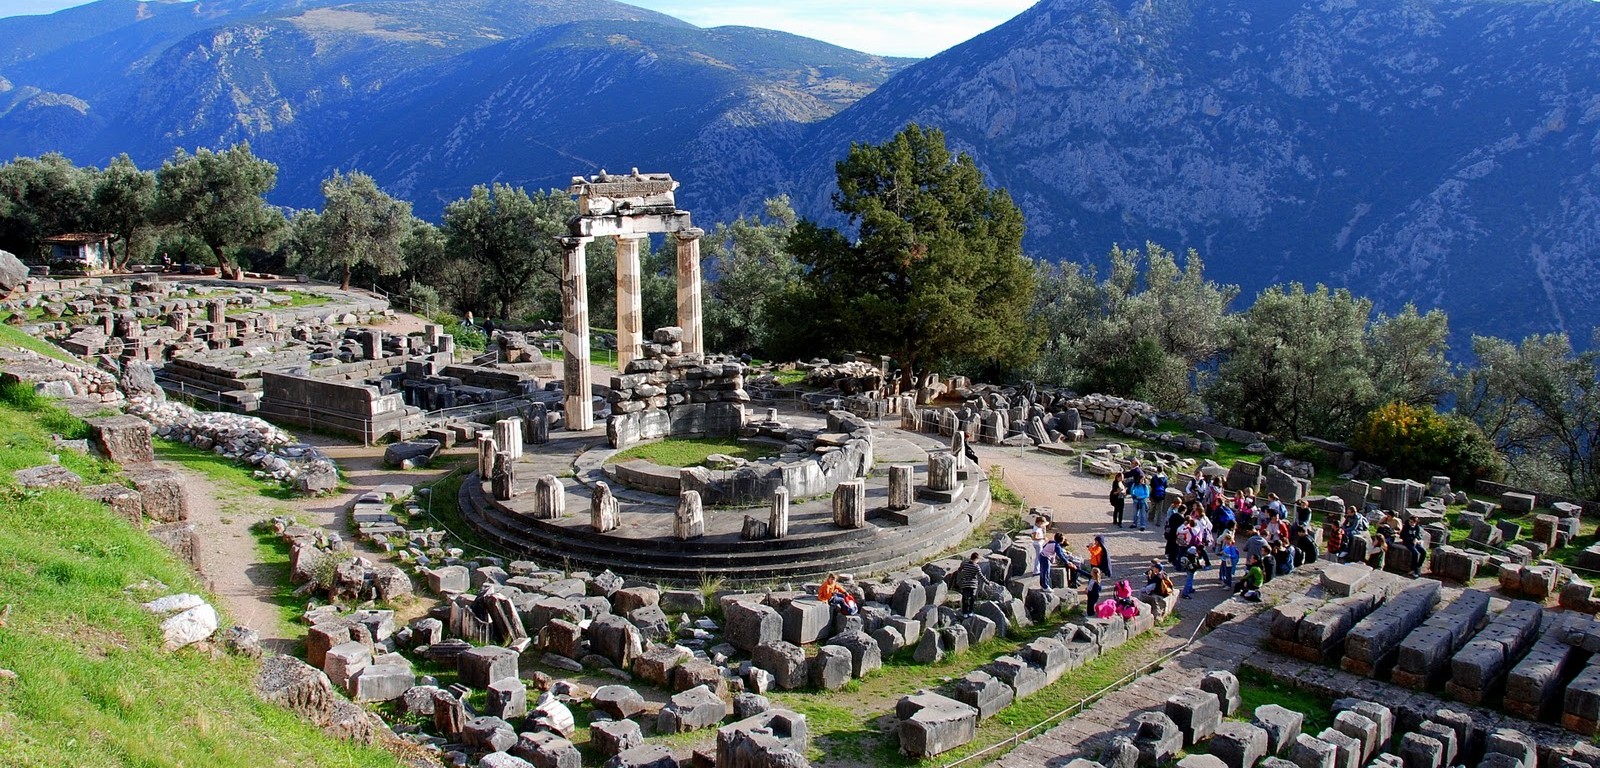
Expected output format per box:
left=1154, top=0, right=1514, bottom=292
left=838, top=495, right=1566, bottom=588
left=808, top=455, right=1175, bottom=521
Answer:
left=250, top=523, right=312, bottom=646
left=772, top=369, right=807, bottom=386
left=1236, top=665, right=1334, bottom=733
left=153, top=440, right=298, bottom=501
left=0, top=320, right=77, bottom=363
left=776, top=616, right=1169, bottom=767
left=0, top=382, right=121, bottom=485
left=0, top=393, right=402, bottom=767
left=409, top=468, right=501, bottom=558
left=606, top=437, right=777, bottom=468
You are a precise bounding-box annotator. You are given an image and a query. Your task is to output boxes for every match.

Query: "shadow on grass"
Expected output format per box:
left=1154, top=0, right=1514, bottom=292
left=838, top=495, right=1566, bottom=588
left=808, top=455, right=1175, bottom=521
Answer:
left=247, top=521, right=311, bottom=655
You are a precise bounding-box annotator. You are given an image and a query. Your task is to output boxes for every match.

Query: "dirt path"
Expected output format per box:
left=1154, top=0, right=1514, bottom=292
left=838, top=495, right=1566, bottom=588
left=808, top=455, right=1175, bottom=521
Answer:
left=972, top=444, right=1230, bottom=637
left=178, top=435, right=468, bottom=654
left=178, top=464, right=301, bottom=655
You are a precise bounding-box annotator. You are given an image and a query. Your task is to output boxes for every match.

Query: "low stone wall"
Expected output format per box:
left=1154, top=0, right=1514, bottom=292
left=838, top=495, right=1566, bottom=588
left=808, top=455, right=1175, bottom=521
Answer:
left=606, top=410, right=876, bottom=507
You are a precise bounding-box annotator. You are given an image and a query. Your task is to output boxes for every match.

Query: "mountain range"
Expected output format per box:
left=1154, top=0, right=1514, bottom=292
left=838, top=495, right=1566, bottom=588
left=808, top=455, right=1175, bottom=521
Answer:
left=1, top=0, right=1597, bottom=347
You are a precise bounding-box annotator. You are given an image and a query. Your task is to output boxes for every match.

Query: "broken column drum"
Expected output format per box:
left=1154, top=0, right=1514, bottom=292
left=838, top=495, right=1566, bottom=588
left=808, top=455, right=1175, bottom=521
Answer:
left=591, top=481, right=619, bottom=533
left=493, top=418, right=523, bottom=461
left=477, top=434, right=499, bottom=478
left=491, top=451, right=515, bottom=501
left=676, top=490, right=705, bottom=540
left=928, top=452, right=958, bottom=493
left=888, top=465, right=914, bottom=510
left=833, top=479, right=866, bottom=529
left=527, top=403, right=550, bottom=445
left=533, top=475, right=565, bottom=520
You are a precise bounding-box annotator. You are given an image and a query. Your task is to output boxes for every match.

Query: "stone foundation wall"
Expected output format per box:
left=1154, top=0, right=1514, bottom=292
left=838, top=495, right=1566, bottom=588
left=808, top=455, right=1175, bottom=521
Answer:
left=606, top=329, right=748, bottom=449
left=259, top=371, right=421, bottom=443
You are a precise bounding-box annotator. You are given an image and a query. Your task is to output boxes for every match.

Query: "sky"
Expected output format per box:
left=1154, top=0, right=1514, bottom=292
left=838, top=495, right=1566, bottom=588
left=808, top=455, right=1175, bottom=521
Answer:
left=0, top=0, right=1036, bottom=57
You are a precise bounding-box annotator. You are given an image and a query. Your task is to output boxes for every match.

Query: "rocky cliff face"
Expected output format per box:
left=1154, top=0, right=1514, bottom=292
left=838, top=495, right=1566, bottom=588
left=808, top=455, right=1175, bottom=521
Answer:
left=786, top=0, right=1600, bottom=345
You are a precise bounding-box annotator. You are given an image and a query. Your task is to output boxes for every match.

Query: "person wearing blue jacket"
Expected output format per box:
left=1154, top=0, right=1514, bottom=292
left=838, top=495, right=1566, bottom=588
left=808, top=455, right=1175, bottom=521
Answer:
left=1130, top=479, right=1151, bottom=531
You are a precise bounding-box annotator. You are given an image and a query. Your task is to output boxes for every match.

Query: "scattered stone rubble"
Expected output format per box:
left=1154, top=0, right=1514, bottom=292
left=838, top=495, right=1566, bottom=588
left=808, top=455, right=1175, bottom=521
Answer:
left=125, top=395, right=339, bottom=493
left=0, top=346, right=123, bottom=404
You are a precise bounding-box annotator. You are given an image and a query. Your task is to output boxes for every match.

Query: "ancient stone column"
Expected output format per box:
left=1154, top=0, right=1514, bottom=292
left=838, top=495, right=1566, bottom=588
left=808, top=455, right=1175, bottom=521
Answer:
left=208, top=299, right=226, bottom=325
left=493, top=418, right=523, bottom=461
left=491, top=451, right=515, bottom=501
left=425, top=323, right=443, bottom=347
left=534, top=474, right=566, bottom=520
left=674, top=228, right=705, bottom=356
left=591, top=481, right=619, bottom=533
left=770, top=486, right=790, bottom=539
left=1428, top=476, right=1452, bottom=498
left=1381, top=478, right=1409, bottom=513
left=560, top=236, right=594, bottom=431
left=615, top=234, right=646, bottom=370
left=888, top=465, right=914, bottom=510
left=527, top=403, right=550, bottom=445
left=833, top=479, right=866, bottom=529
left=169, top=310, right=188, bottom=334
left=675, top=490, right=705, bottom=540
left=951, top=431, right=968, bottom=473
left=477, top=434, right=499, bottom=478
left=361, top=329, right=383, bottom=360
left=928, top=451, right=958, bottom=493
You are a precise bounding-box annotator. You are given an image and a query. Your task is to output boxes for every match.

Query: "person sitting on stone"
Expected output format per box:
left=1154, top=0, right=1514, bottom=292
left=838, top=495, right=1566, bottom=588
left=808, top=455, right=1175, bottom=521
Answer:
left=1294, top=499, right=1314, bottom=527
left=1234, top=555, right=1265, bottom=601
left=1400, top=519, right=1426, bottom=578
left=819, top=573, right=857, bottom=616
left=1366, top=533, right=1388, bottom=570
left=1324, top=516, right=1346, bottom=560
left=1292, top=524, right=1319, bottom=567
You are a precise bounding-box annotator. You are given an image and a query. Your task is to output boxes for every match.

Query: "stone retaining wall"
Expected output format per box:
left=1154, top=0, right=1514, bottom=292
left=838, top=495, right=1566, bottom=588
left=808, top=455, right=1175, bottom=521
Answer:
left=606, top=328, right=748, bottom=450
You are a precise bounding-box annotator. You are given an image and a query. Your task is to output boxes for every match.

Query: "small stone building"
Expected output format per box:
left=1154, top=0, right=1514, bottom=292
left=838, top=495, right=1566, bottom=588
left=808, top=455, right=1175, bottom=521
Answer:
left=42, top=233, right=115, bottom=273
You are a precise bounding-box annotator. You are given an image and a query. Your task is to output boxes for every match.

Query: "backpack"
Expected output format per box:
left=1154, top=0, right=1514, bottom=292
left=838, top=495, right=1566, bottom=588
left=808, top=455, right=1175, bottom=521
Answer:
left=840, top=593, right=859, bottom=615
left=1151, top=475, right=1168, bottom=500
left=1156, top=573, right=1175, bottom=597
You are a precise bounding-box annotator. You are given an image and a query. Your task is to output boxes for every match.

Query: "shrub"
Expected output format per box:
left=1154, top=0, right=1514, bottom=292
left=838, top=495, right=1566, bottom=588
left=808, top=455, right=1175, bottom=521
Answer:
left=430, top=313, right=487, bottom=351
left=1352, top=402, right=1503, bottom=484
left=1281, top=441, right=1323, bottom=464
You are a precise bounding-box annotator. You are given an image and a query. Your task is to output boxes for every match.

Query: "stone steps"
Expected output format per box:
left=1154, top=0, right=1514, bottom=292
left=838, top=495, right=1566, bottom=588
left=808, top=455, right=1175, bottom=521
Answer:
left=457, top=473, right=989, bottom=582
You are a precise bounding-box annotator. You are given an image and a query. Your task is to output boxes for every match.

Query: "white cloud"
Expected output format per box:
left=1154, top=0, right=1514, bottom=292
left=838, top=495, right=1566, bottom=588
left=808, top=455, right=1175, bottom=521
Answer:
left=629, top=0, right=1037, bottom=57
left=2, top=0, right=1037, bottom=56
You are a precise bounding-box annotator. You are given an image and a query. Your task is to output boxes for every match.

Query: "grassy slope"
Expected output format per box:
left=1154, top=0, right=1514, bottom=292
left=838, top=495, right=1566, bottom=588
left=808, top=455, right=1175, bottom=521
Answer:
left=0, top=318, right=78, bottom=363
left=0, top=386, right=399, bottom=766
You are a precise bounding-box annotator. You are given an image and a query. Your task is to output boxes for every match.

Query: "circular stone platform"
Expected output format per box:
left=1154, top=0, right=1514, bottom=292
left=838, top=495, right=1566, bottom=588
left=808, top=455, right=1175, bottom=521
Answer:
left=457, top=422, right=993, bottom=582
